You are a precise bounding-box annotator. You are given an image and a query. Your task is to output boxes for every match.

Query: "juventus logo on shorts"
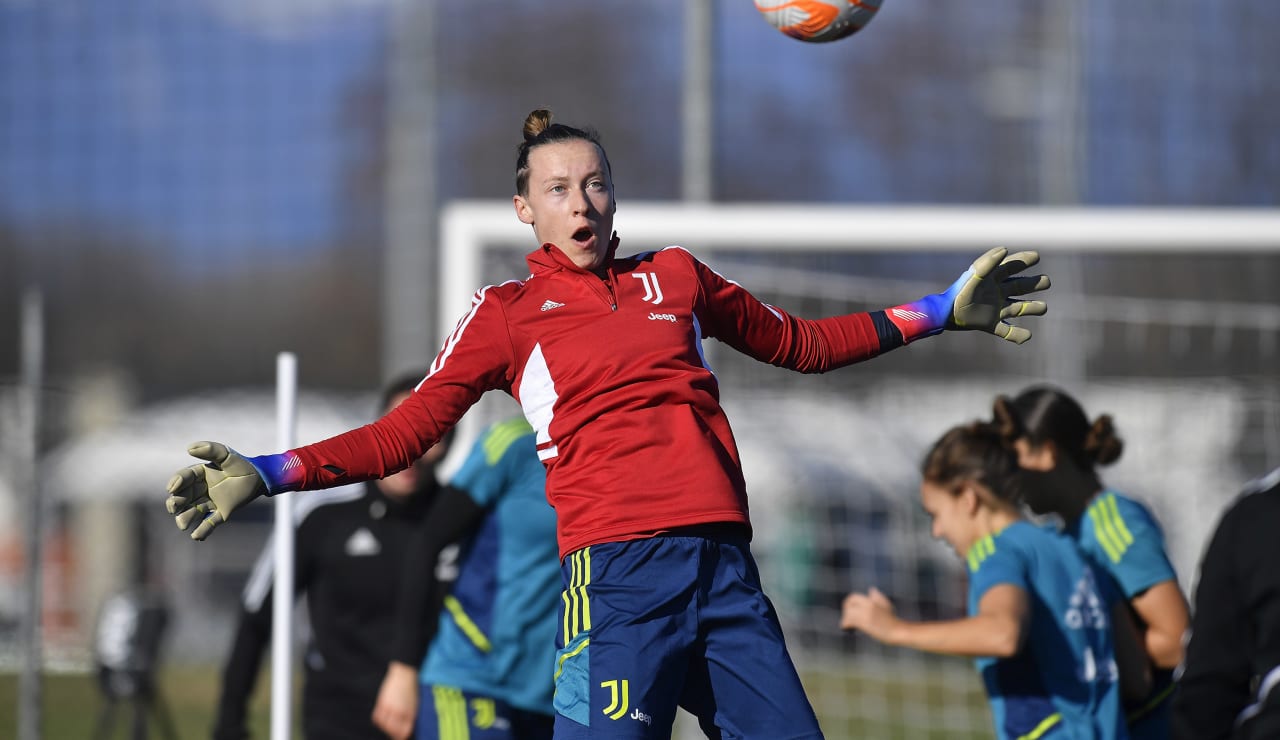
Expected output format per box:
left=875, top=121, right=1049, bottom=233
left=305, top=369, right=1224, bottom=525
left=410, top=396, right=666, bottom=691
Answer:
left=601, top=679, right=629, bottom=720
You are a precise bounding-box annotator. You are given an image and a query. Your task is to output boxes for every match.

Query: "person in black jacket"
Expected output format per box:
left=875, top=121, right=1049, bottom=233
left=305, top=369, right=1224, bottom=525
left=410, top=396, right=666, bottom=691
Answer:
left=1173, top=467, right=1280, bottom=740
left=211, top=373, right=453, bottom=740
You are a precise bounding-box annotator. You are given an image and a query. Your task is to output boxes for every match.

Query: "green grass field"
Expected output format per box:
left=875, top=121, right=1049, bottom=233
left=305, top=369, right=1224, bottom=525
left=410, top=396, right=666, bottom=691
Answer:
left=0, top=664, right=290, bottom=740
left=801, top=660, right=993, bottom=740
left=2, top=660, right=990, bottom=739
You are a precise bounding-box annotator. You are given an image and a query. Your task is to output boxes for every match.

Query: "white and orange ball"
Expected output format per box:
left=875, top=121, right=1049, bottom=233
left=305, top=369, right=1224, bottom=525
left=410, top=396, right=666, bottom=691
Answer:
left=754, top=0, right=884, bottom=43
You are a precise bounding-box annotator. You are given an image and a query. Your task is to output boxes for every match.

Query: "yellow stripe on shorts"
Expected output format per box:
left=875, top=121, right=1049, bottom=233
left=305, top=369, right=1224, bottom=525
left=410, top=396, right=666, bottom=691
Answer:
left=562, top=547, right=592, bottom=642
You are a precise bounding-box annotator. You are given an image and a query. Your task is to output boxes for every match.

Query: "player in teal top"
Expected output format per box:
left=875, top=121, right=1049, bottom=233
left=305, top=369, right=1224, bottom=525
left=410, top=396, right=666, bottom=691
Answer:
left=842, top=421, right=1150, bottom=740
left=969, top=520, right=1129, bottom=739
left=372, top=417, right=559, bottom=740
left=996, top=386, right=1188, bottom=738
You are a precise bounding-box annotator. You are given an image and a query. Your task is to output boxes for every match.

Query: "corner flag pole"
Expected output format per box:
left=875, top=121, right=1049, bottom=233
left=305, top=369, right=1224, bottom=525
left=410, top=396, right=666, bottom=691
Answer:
left=271, top=352, right=298, bottom=740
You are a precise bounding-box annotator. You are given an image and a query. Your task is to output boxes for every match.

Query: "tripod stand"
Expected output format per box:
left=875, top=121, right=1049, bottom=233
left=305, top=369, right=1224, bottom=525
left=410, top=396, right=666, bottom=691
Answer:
left=93, top=668, right=179, bottom=740
left=92, top=591, right=178, bottom=740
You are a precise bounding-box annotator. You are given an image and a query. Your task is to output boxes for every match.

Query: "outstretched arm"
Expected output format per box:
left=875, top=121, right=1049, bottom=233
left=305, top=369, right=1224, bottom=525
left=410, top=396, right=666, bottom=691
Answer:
left=166, top=292, right=514, bottom=540
left=695, top=246, right=1049, bottom=375
left=841, top=584, right=1029, bottom=658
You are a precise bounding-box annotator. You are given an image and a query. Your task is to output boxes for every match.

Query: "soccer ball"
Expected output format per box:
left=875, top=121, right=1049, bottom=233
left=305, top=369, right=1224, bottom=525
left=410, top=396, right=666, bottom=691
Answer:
left=754, top=0, right=883, bottom=43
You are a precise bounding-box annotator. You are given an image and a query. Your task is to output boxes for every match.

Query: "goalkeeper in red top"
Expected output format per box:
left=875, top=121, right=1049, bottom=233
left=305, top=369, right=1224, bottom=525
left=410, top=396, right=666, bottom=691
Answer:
left=166, top=108, right=1050, bottom=739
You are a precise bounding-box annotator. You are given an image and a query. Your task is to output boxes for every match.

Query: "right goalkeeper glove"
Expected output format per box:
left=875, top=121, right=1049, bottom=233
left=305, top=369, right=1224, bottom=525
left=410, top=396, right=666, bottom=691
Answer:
left=886, top=246, right=1050, bottom=345
left=165, top=442, right=299, bottom=541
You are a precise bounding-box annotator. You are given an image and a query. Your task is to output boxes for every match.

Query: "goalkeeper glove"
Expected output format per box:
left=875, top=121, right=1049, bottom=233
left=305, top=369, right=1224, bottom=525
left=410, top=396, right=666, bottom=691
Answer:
left=165, top=442, right=300, bottom=541
left=887, top=246, right=1050, bottom=345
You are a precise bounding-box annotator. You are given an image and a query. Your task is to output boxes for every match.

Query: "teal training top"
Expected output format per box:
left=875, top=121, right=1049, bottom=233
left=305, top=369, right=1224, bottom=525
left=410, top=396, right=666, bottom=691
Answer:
left=420, top=418, right=560, bottom=714
left=968, top=520, right=1129, bottom=740
left=1067, top=490, right=1179, bottom=738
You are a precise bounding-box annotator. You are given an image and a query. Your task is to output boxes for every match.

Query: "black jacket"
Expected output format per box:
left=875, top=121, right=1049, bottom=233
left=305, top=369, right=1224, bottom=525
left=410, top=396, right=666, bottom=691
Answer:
left=1173, top=468, right=1280, bottom=740
left=212, top=481, right=450, bottom=740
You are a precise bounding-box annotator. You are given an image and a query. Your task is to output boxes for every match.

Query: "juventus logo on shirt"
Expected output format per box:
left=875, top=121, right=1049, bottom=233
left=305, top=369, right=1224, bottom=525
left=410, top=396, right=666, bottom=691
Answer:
left=632, top=273, right=663, bottom=304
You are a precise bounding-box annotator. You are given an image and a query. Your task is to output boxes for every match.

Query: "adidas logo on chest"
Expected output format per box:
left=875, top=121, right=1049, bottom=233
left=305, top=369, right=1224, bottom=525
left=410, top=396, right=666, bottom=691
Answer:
left=344, top=527, right=381, bottom=557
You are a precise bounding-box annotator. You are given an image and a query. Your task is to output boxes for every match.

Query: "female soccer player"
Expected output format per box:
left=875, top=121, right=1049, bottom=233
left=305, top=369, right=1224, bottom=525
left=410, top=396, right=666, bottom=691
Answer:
left=371, top=416, right=559, bottom=740
left=994, top=385, right=1189, bottom=738
left=167, top=108, right=1050, bottom=738
left=841, top=422, right=1150, bottom=740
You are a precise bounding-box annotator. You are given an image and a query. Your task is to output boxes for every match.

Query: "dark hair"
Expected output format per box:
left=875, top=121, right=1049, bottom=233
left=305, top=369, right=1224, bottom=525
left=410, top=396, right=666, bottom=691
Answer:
left=379, top=371, right=426, bottom=412
left=378, top=371, right=456, bottom=450
left=922, top=421, right=1022, bottom=504
left=514, top=108, right=611, bottom=197
left=993, top=385, right=1123, bottom=468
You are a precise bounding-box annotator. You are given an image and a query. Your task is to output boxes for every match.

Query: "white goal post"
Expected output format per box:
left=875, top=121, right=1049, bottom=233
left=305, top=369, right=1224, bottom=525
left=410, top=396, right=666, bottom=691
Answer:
left=440, top=202, right=1280, bottom=344
left=437, top=201, right=1280, bottom=736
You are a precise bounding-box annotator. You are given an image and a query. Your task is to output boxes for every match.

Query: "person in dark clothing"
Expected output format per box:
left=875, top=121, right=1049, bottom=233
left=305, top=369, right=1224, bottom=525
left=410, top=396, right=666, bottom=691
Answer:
left=211, top=374, right=453, bottom=740
left=1173, top=467, right=1280, bottom=740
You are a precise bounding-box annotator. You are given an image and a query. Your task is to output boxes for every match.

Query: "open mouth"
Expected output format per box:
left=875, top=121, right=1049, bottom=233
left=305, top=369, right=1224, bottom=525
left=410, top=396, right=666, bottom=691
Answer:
left=571, top=227, right=594, bottom=244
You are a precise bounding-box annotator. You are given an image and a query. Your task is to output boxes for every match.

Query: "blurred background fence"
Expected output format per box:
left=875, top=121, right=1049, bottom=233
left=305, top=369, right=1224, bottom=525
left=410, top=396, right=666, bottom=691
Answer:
left=2, top=0, right=1278, bottom=736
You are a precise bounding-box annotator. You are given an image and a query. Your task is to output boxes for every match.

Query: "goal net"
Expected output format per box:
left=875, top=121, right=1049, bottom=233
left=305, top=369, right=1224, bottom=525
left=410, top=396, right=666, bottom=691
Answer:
left=440, top=200, right=1280, bottom=737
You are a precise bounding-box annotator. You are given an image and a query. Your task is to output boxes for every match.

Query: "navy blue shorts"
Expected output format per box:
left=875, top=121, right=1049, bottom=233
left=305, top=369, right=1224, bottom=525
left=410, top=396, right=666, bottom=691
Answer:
left=416, top=683, right=554, bottom=740
left=551, top=530, right=823, bottom=739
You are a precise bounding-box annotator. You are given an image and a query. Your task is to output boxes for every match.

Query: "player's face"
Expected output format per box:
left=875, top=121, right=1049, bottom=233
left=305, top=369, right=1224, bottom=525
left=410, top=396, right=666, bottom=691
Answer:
left=920, top=480, right=979, bottom=558
left=513, top=139, right=616, bottom=272
left=377, top=391, right=448, bottom=501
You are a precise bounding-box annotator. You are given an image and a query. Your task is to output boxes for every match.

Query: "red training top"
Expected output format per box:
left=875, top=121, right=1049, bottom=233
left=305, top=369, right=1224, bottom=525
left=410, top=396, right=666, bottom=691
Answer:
left=288, top=239, right=897, bottom=558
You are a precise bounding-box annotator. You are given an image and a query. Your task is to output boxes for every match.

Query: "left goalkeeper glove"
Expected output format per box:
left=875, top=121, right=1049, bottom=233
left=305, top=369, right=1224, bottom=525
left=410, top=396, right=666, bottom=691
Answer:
left=887, top=246, right=1050, bottom=345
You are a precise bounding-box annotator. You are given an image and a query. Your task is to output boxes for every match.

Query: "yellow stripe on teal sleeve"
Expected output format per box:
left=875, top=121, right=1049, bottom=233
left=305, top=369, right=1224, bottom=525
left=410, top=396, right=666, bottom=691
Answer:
left=482, top=418, right=534, bottom=465
left=1104, top=494, right=1135, bottom=548
left=443, top=595, right=492, bottom=652
left=1017, top=712, right=1061, bottom=740
left=967, top=535, right=996, bottom=572
left=1090, top=494, right=1132, bottom=564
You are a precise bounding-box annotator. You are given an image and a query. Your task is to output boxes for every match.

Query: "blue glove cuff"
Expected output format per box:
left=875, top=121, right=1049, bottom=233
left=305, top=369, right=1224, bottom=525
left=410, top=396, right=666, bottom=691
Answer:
left=884, top=268, right=971, bottom=343
left=245, top=452, right=304, bottom=496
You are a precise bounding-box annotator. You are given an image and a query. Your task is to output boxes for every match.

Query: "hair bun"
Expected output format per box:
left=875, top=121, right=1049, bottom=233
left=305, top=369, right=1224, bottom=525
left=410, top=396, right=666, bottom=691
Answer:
left=523, top=109, right=553, bottom=142
left=991, top=396, right=1023, bottom=447
left=1083, top=414, right=1124, bottom=466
